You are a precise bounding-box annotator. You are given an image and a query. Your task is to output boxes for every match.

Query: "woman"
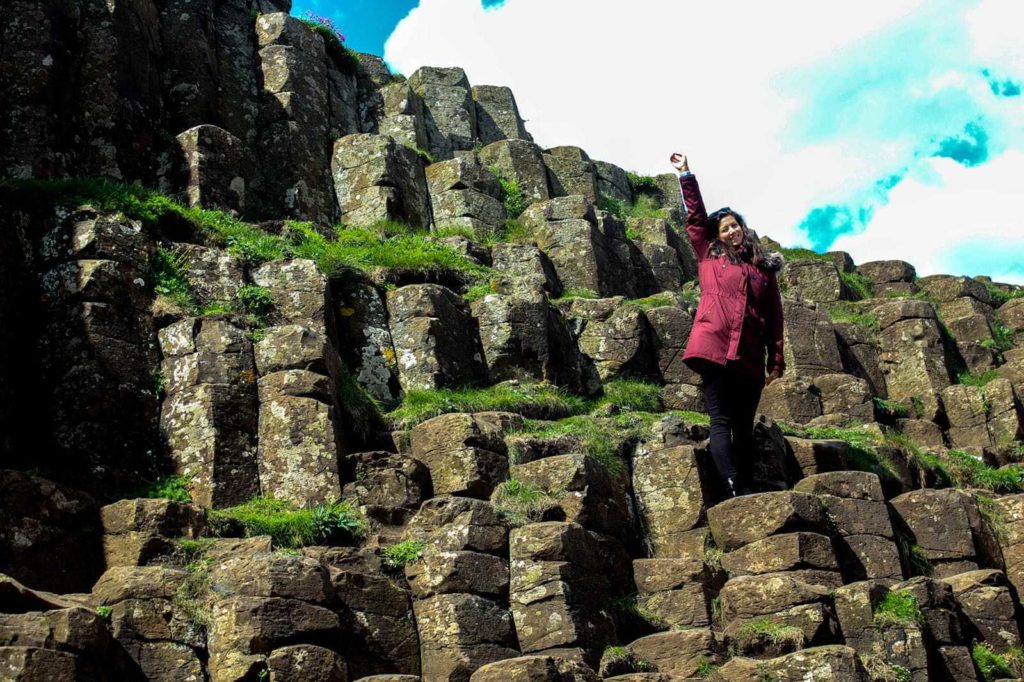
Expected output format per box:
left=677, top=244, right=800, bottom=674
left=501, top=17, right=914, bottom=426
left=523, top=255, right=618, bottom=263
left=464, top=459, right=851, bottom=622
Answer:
left=669, top=152, right=785, bottom=498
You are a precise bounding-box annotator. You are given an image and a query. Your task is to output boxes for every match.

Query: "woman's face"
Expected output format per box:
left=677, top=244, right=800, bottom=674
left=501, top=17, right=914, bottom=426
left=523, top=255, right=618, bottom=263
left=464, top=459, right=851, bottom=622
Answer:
left=717, top=214, right=744, bottom=247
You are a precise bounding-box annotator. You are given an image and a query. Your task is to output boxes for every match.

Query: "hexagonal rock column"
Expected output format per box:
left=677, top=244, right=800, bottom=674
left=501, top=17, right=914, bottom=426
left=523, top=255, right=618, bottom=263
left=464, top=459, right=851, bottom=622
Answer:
left=632, top=557, right=715, bottom=630
left=478, top=139, right=551, bottom=204
left=251, top=258, right=328, bottom=336
left=941, top=569, right=1022, bottom=651
left=472, top=84, right=532, bottom=144
left=426, top=155, right=506, bottom=235
left=490, top=243, right=562, bottom=295
left=38, top=209, right=160, bottom=490
left=0, top=605, right=117, bottom=681
left=757, top=376, right=823, bottom=425
left=411, top=413, right=509, bottom=499
left=780, top=259, right=848, bottom=303
left=332, top=133, right=432, bottom=229
left=624, top=629, right=719, bottom=678
left=470, top=655, right=599, bottom=681
left=100, top=498, right=204, bottom=568
left=558, top=297, right=657, bottom=382
left=716, top=645, right=866, bottom=681
left=795, top=472, right=902, bottom=580
left=175, top=124, right=256, bottom=215
left=509, top=454, right=632, bottom=540
left=890, top=488, right=999, bottom=578
left=256, top=369, right=342, bottom=507
left=834, top=321, right=888, bottom=397
left=409, top=66, right=478, bottom=160
left=413, top=592, right=519, bottom=682
left=543, top=146, right=599, bottom=201
left=255, top=13, right=334, bottom=223
left=942, top=384, right=992, bottom=450
left=783, top=437, right=848, bottom=478
left=781, top=299, right=844, bottom=377
left=387, top=284, right=488, bottom=391
left=520, top=196, right=621, bottom=296
left=993, top=495, right=1024, bottom=599
left=308, top=547, right=419, bottom=678
left=509, top=522, right=627, bottom=663
left=631, top=443, right=709, bottom=559
left=593, top=160, right=633, bottom=204
left=857, top=259, right=917, bottom=297
left=707, top=492, right=829, bottom=553
left=158, top=317, right=260, bottom=508
left=404, top=496, right=509, bottom=556
left=374, top=80, right=428, bottom=150
left=984, top=378, right=1024, bottom=457
left=875, top=300, right=953, bottom=421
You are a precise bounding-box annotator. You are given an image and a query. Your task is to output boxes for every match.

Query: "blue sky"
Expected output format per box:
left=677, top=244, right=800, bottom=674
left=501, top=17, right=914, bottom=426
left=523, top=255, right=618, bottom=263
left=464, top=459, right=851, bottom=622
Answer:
left=295, top=0, right=1024, bottom=284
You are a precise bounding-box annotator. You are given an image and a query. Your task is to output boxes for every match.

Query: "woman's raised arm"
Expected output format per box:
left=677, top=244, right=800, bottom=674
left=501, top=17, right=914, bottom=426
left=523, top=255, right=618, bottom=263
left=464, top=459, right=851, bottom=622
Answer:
left=670, top=153, right=714, bottom=261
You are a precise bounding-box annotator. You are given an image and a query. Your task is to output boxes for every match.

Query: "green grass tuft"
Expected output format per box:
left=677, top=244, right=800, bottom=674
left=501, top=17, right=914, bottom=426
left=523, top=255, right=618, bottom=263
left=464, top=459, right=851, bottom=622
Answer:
left=297, top=18, right=360, bottom=74
left=139, top=475, right=192, bottom=503
left=236, top=284, right=273, bottom=326
left=624, top=293, right=677, bottom=311
left=983, top=282, right=1024, bottom=307
left=552, top=287, right=601, bottom=301
left=385, top=382, right=589, bottom=429
left=973, top=642, right=1015, bottom=682
left=626, top=172, right=660, bottom=196
left=96, top=606, right=112, bottom=621
left=826, top=302, right=879, bottom=334
left=382, top=540, right=426, bottom=568
left=872, top=590, right=921, bottom=628
left=493, top=478, right=554, bottom=527
left=151, top=246, right=198, bottom=312
left=957, top=370, right=1002, bottom=388
left=840, top=270, right=874, bottom=300
left=486, top=166, right=530, bottom=219
left=780, top=246, right=831, bottom=262
left=731, top=617, right=804, bottom=655
left=597, top=379, right=664, bottom=412
left=208, top=497, right=364, bottom=548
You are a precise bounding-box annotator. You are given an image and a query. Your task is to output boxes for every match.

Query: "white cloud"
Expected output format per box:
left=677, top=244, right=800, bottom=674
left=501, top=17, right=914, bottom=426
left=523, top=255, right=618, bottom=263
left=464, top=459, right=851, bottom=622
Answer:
left=385, top=0, right=1024, bottom=281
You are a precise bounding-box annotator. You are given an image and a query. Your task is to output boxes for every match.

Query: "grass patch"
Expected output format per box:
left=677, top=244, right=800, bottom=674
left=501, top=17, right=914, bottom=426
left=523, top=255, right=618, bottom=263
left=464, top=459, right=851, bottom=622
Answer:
left=873, top=397, right=909, bottom=419
left=598, top=193, right=664, bottom=221
left=826, top=302, right=879, bottom=334
left=385, top=383, right=588, bottom=429
left=404, top=144, right=436, bottom=165
left=600, top=645, right=656, bottom=675
left=236, top=284, right=273, bottom=326
left=973, top=642, right=1015, bottom=682
left=208, top=497, right=364, bottom=548
left=382, top=540, right=426, bottom=568
left=597, top=379, right=664, bottom=412
left=983, top=282, right=1024, bottom=307
left=552, top=287, right=601, bottom=301
left=626, top=172, right=660, bottom=196
left=731, top=617, right=804, bottom=655
left=780, top=246, right=830, bottom=262
left=297, top=11, right=360, bottom=74
left=151, top=246, right=198, bottom=312
left=173, top=556, right=213, bottom=634
left=493, top=478, right=554, bottom=526
left=944, top=449, right=1024, bottom=493
left=957, top=370, right=1002, bottom=388
left=872, top=590, right=921, bottom=628
left=138, top=475, right=192, bottom=503
left=695, top=658, right=717, bottom=679
left=625, top=293, right=677, bottom=311
left=95, top=606, right=112, bottom=621
left=840, top=271, right=874, bottom=300
left=486, top=167, right=530, bottom=219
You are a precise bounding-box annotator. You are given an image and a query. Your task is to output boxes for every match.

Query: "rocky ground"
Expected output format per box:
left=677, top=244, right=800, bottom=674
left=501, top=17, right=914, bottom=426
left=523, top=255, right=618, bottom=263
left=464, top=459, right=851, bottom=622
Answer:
left=3, top=1, right=1024, bottom=681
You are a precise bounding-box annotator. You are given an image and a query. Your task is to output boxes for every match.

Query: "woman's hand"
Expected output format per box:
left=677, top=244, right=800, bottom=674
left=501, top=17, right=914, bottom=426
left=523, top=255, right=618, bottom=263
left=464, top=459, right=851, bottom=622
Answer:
left=670, top=152, right=689, bottom=173
left=765, top=368, right=783, bottom=386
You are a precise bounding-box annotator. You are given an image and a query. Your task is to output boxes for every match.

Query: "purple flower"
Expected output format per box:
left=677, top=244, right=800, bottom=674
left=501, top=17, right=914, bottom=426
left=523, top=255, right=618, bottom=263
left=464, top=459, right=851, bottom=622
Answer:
left=303, top=10, right=345, bottom=43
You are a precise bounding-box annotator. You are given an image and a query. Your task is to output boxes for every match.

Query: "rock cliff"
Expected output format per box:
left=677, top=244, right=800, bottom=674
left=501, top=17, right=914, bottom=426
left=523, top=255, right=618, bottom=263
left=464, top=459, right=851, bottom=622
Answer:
left=2, top=3, right=1024, bottom=681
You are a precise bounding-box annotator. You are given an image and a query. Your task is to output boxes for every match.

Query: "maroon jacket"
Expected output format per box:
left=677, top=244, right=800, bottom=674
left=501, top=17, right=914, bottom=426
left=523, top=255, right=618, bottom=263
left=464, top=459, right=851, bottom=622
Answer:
left=678, top=173, right=785, bottom=378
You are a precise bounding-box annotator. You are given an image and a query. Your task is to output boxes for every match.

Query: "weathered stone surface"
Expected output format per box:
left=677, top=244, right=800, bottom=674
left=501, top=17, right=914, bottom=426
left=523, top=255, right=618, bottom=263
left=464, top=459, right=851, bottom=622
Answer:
left=893, top=576, right=962, bottom=644
left=510, top=454, right=631, bottom=539
left=322, top=551, right=420, bottom=677
left=717, top=644, right=866, bottom=681
left=405, top=547, right=508, bottom=599
left=758, top=377, right=823, bottom=425
left=426, top=155, right=505, bottom=235
left=941, top=569, right=1022, bottom=650
left=794, top=471, right=885, bottom=500
left=327, top=275, right=402, bottom=403
left=477, top=139, right=551, bottom=203
left=722, top=533, right=838, bottom=577
left=631, top=444, right=708, bottom=558
left=593, top=160, right=632, bottom=205
left=995, top=495, right=1024, bottom=599
left=472, top=85, right=531, bottom=144
left=404, top=496, right=508, bottom=555
left=834, top=321, right=887, bottom=398
left=984, top=377, right=1024, bottom=450
left=175, top=124, right=255, bottom=215
left=781, top=259, right=846, bottom=303
left=840, top=534, right=904, bottom=581
left=257, top=369, right=341, bottom=507
left=858, top=260, right=916, bottom=284
left=0, top=472, right=103, bottom=594
left=782, top=299, right=844, bottom=377
left=93, top=566, right=189, bottom=605
left=375, top=81, right=428, bottom=149
left=543, top=146, right=598, bottom=201
left=875, top=300, right=951, bottom=421
left=490, top=244, right=561, bottom=295
left=267, top=644, right=348, bottom=682
left=890, top=489, right=993, bottom=573
left=100, top=498, right=204, bottom=568
left=719, top=572, right=831, bottom=623
left=624, top=629, right=718, bottom=678
left=943, top=384, right=991, bottom=449
left=564, top=299, right=655, bottom=381
left=897, top=418, right=947, bottom=449
left=509, top=522, right=625, bottom=659
left=254, top=324, right=325, bottom=375
left=251, top=259, right=327, bottom=334
left=813, top=373, right=873, bottom=422
left=343, top=451, right=431, bottom=527
left=411, top=413, right=508, bottom=498
left=643, top=306, right=699, bottom=386
left=470, top=655, right=599, bottom=682
left=0, top=647, right=78, bottom=681
left=413, top=593, right=517, bottom=682
left=332, top=133, right=432, bottom=229
left=210, top=551, right=332, bottom=605
left=708, top=492, right=828, bottom=552
left=388, top=284, right=488, bottom=391
left=785, top=437, right=848, bottom=477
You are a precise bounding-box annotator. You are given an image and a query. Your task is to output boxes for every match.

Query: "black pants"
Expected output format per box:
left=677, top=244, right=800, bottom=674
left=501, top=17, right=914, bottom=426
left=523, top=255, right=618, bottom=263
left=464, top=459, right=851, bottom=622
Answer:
left=697, top=362, right=765, bottom=487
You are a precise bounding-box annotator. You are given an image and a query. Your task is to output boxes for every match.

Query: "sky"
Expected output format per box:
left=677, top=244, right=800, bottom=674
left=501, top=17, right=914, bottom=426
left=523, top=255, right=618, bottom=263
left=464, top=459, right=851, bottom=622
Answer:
left=294, top=0, right=1024, bottom=284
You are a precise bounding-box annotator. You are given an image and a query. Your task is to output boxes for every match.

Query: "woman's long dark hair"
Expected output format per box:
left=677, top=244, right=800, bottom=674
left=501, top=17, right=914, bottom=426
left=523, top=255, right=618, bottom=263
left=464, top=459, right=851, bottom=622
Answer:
left=706, top=207, right=781, bottom=272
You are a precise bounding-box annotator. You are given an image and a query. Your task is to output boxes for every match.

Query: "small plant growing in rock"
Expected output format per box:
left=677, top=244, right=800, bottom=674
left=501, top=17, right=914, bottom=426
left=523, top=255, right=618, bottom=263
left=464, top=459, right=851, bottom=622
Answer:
left=973, top=642, right=1014, bottom=682
left=153, top=368, right=166, bottom=397
left=862, top=656, right=911, bottom=682
left=151, top=246, right=197, bottom=312
left=95, top=606, right=112, bottom=621
left=139, top=474, right=191, bottom=503
left=208, top=497, right=365, bottom=548
left=297, top=10, right=359, bottom=74
left=872, top=590, right=921, bottom=628
left=173, top=557, right=213, bottom=635
left=826, top=302, right=880, bottom=334
left=236, top=284, right=273, bottom=326
left=382, top=540, right=426, bottom=568
left=695, top=657, right=717, bottom=679
left=626, top=172, right=659, bottom=196
left=493, top=478, right=554, bottom=527
left=486, top=166, right=529, bottom=219
left=598, top=645, right=655, bottom=677
left=552, top=287, right=600, bottom=301
left=730, top=617, right=804, bottom=656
